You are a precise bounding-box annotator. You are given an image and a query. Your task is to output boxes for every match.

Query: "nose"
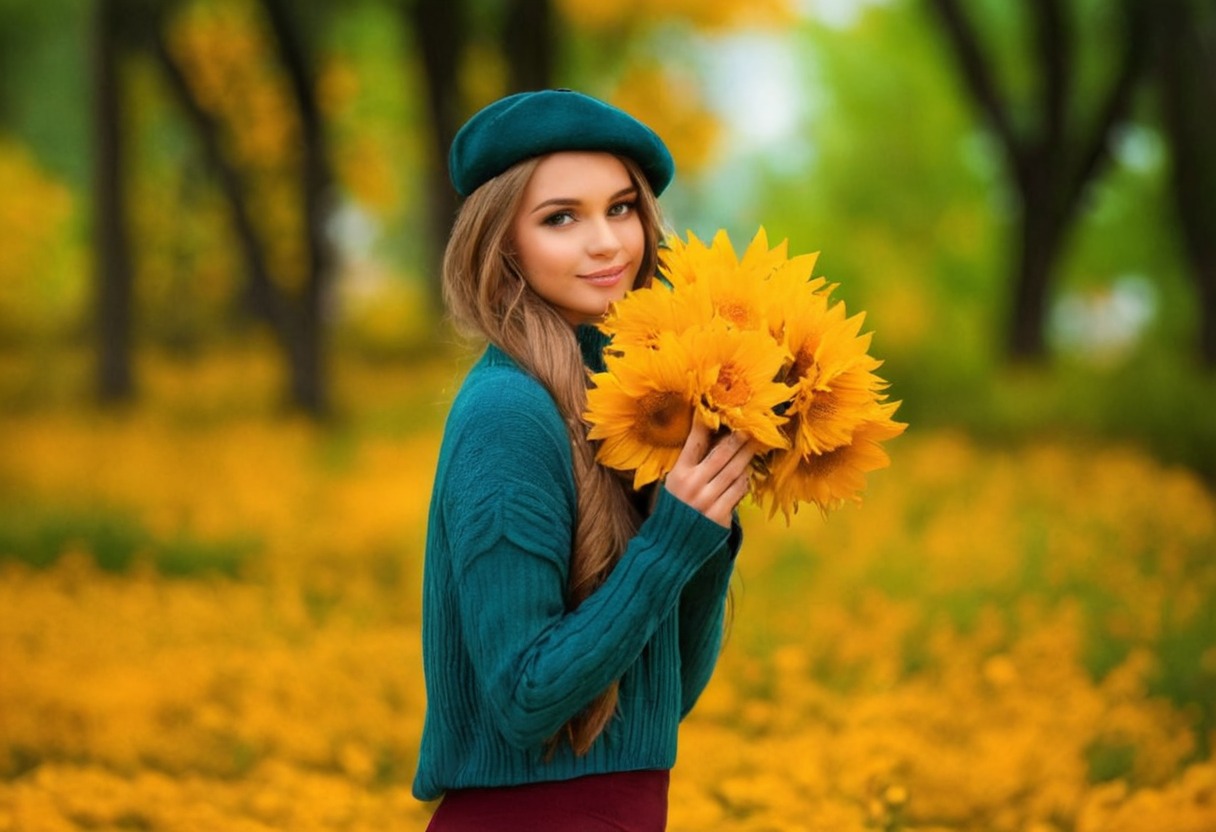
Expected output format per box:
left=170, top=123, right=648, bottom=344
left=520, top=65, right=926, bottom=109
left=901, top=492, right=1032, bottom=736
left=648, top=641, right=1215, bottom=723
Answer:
left=586, top=217, right=623, bottom=258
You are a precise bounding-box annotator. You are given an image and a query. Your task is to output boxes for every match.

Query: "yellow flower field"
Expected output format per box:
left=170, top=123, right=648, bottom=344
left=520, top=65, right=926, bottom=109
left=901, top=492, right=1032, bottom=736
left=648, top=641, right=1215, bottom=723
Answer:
left=1, top=354, right=1214, bottom=831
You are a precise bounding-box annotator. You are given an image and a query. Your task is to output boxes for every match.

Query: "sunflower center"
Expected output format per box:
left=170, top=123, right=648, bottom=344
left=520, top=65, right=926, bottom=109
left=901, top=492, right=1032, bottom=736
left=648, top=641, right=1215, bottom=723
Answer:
left=634, top=391, right=693, bottom=448
left=789, top=345, right=818, bottom=385
left=807, top=390, right=838, bottom=419
left=711, top=363, right=751, bottom=408
left=717, top=300, right=754, bottom=329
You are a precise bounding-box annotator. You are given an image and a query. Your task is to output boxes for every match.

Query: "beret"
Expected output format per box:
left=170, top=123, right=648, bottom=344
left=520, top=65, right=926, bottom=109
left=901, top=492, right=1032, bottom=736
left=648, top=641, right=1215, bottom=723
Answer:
left=449, top=89, right=675, bottom=197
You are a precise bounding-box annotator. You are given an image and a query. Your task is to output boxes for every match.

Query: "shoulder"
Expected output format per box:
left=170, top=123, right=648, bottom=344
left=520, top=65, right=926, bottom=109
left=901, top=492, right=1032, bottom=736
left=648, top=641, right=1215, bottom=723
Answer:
left=456, top=353, right=557, bottom=416
left=440, top=347, right=573, bottom=480
left=448, top=349, right=566, bottom=442
left=434, top=349, right=578, bottom=550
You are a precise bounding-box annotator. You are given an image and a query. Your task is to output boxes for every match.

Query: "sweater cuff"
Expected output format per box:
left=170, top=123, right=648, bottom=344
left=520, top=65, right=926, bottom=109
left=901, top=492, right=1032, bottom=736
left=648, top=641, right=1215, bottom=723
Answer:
left=723, top=513, right=743, bottom=560
left=644, top=486, right=731, bottom=563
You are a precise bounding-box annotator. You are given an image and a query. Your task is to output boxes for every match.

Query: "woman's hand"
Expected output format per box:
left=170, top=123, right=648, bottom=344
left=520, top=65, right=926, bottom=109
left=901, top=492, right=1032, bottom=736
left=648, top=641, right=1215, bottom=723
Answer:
left=664, top=421, right=757, bottom=528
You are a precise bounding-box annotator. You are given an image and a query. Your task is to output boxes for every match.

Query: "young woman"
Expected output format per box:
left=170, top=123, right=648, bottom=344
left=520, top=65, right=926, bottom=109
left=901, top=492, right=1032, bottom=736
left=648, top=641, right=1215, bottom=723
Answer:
left=413, top=89, right=756, bottom=831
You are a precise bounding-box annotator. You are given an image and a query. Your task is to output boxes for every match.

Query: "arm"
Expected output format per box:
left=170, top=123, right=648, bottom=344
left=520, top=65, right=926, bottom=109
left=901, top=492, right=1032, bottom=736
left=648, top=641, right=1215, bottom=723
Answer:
left=677, top=518, right=741, bottom=717
left=447, top=404, right=729, bottom=749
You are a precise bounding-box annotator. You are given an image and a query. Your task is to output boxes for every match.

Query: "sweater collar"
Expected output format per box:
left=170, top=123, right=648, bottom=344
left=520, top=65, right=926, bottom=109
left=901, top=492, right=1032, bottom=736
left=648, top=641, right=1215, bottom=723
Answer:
left=480, top=324, right=609, bottom=373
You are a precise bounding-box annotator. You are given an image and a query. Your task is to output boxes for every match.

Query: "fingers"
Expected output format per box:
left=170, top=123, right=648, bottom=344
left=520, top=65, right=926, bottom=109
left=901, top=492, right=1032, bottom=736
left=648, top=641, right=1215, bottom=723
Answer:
left=678, top=423, right=747, bottom=470
left=706, top=434, right=756, bottom=485
left=701, top=437, right=756, bottom=526
left=675, top=419, right=711, bottom=468
left=665, top=427, right=758, bottom=527
left=706, top=467, right=753, bottom=527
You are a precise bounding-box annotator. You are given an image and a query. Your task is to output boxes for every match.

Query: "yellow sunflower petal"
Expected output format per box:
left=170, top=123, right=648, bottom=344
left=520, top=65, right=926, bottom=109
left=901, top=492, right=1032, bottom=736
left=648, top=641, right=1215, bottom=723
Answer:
left=659, top=230, right=728, bottom=290
left=600, top=276, right=709, bottom=350
left=585, top=332, right=700, bottom=488
left=775, top=290, right=893, bottom=455
left=673, top=323, right=793, bottom=450
left=754, top=404, right=907, bottom=521
left=659, top=227, right=783, bottom=332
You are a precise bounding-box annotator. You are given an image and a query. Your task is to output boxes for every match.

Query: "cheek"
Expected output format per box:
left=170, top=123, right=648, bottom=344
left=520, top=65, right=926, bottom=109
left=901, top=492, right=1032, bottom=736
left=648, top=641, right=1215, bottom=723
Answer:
left=517, top=230, right=575, bottom=279
left=511, top=234, right=537, bottom=281
left=629, top=224, right=646, bottom=256
left=624, top=220, right=648, bottom=279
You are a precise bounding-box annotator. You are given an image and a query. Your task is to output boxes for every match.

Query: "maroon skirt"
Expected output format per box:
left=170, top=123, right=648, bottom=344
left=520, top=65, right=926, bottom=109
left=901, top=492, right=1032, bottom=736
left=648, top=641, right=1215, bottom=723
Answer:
left=425, top=769, right=670, bottom=831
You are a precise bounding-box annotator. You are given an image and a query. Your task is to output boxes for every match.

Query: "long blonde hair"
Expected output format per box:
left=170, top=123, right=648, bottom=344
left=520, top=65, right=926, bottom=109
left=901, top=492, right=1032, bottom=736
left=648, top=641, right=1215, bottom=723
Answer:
left=442, top=154, right=665, bottom=755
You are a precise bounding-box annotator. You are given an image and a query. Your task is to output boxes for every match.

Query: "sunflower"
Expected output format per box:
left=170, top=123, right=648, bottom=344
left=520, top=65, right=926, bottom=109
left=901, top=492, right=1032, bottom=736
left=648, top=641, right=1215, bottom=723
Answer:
left=599, top=276, right=706, bottom=352
left=763, top=249, right=830, bottom=342
left=682, top=322, right=793, bottom=451
left=781, top=299, right=889, bottom=456
left=658, top=228, right=791, bottom=333
left=755, top=403, right=907, bottom=520
left=585, top=331, right=700, bottom=488
left=587, top=225, right=906, bottom=515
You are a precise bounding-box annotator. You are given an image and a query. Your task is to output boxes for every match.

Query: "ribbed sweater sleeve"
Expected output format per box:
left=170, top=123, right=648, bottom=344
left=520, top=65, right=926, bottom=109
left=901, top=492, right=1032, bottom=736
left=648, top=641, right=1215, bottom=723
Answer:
left=677, top=519, right=741, bottom=716
left=443, top=371, right=730, bottom=749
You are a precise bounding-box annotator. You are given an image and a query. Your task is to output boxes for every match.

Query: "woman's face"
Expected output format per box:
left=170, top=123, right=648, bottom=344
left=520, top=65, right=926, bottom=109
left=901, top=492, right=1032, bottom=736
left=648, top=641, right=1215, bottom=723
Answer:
left=512, top=151, right=645, bottom=326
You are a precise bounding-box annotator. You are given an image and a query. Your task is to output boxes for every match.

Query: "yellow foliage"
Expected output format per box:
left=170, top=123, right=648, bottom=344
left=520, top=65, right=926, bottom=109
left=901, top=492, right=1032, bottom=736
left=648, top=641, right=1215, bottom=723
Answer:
left=1, top=356, right=1214, bottom=830
left=612, top=65, right=722, bottom=174
left=319, top=57, right=361, bottom=119
left=556, top=0, right=796, bottom=33
left=320, top=55, right=405, bottom=218
left=335, top=134, right=400, bottom=216
left=337, top=274, right=433, bottom=356
left=0, top=140, right=81, bottom=334
left=125, top=60, right=242, bottom=326
left=459, top=41, right=510, bottom=117
left=168, top=0, right=306, bottom=292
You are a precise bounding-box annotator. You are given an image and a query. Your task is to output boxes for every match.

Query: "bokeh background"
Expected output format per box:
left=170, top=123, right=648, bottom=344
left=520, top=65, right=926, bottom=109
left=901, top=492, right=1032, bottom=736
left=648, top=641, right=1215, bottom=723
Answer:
left=2, top=0, right=1214, bottom=830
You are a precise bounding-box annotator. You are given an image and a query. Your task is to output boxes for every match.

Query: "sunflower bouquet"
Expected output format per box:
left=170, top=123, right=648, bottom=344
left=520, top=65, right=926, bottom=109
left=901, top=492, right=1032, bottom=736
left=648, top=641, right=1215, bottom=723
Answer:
left=584, top=227, right=906, bottom=519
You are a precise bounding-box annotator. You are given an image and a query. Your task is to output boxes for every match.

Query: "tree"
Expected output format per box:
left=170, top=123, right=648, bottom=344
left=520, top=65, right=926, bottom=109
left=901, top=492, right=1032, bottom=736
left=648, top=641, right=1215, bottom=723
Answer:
left=926, top=0, right=1154, bottom=361
left=137, top=0, right=338, bottom=415
left=504, top=0, right=555, bottom=93
left=147, top=9, right=295, bottom=355
left=406, top=0, right=556, bottom=308
left=259, top=0, right=338, bottom=414
left=407, top=0, right=468, bottom=309
left=94, top=0, right=136, bottom=403
left=1157, top=0, right=1216, bottom=367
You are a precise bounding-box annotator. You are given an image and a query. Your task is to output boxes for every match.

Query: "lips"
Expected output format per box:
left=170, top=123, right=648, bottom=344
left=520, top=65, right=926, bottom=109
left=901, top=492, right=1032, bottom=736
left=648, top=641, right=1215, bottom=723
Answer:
left=579, top=264, right=629, bottom=287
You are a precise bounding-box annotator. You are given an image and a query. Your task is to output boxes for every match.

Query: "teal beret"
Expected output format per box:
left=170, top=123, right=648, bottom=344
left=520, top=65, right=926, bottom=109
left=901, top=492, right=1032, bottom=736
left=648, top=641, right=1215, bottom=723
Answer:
left=449, top=89, right=675, bottom=197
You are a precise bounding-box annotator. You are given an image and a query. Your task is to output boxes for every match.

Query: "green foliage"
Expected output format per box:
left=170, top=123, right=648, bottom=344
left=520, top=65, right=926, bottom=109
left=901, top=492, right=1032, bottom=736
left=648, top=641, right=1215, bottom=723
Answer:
left=717, top=1, right=1214, bottom=479
left=0, top=0, right=91, bottom=185
left=1087, top=738, right=1138, bottom=783
left=1154, top=599, right=1216, bottom=758
left=885, top=346, right=1216, bottom=481
left=0, top=501, right=256, bottom=577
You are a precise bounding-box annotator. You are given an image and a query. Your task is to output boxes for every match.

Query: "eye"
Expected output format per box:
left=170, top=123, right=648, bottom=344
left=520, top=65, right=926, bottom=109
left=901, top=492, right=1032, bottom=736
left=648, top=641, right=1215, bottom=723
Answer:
left=542, top=210, right=575, bottom=227
left=608, top=200, right=636, bottom=218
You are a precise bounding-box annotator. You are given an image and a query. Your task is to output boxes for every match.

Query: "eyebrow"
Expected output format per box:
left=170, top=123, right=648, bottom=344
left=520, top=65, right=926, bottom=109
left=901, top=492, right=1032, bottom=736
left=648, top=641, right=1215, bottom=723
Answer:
left=528, top=185, right=638, bottom=216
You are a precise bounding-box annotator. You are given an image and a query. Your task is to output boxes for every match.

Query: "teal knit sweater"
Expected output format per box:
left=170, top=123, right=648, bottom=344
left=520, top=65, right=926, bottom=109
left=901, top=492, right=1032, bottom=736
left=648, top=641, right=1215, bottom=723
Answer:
left=412, top=328, right=739, bottom=801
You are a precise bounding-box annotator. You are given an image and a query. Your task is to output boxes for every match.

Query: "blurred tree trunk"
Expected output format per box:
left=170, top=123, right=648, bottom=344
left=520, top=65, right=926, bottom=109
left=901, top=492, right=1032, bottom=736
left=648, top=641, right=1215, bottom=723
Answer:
left=505, top=0, right=554, bottom=92
left=408, top=0, right=467, bottom=312
left=93, top=0, right=135, bottom=403
left=148, top=27, right=294, bottom=344
left=143, top=1, right=335, bottom=415
left=407, top=0, right=555, bottom=310
left=927, top=0, right=1153, bottom=362
left=260, top=0, right=336, bottom=416
left=1158, top=0, right=1216, bottom=368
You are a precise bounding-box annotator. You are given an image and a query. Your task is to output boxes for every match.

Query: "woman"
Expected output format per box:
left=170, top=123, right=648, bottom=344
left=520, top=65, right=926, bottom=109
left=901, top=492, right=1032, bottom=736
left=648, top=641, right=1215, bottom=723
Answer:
left=413, top=89, right=755, bottom=831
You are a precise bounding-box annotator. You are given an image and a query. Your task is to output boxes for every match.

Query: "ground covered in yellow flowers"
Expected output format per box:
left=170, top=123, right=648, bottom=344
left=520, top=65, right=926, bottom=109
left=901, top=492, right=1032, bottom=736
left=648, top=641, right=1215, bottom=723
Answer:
left=1, top=354, right=1214, bottom=831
